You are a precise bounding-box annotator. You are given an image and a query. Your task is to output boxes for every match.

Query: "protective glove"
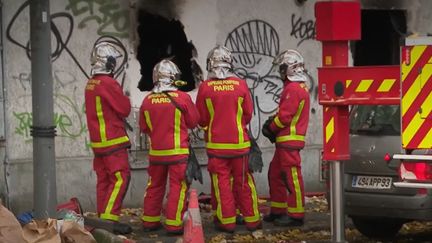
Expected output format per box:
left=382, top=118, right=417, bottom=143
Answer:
left=185, top=146, right=203, bottom=184
left=248, top=131, right=263, bottom=173
left=262, top=116, right=276, bottom=143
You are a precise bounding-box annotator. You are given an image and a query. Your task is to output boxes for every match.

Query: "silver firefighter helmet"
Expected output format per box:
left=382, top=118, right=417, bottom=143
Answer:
left=206, top=45, right=234, bottom=79
left=152, top=59, right=181, bottom=93
left=273, top=49, right=308, bottom=82
left=90, top=41, right=122, bottom=76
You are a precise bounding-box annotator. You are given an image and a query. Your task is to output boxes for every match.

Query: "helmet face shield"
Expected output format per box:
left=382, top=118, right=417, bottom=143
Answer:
left=273, top=49, right=308, bottom=82
left=152, top=59, right=181, bottom=93
left=206, top=45, right=233, bottom=79
left=90, top=42, right=122, bottom=76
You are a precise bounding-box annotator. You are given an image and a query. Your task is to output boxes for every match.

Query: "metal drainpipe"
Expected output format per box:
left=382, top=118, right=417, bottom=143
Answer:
left=0, top=1, right=8, bottom=207
left=30, top=0, right=58, bottom=219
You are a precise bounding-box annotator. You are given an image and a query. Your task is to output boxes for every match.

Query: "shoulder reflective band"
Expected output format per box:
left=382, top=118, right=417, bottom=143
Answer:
left=91, top=96, right=129, bottom=148
left=149, top=109, right=189, bottom=156
left=205, top=97, right=251, bottom=149
left=205, top=98, right=215, bottom=143
left=274, top=116, right=285, bottom=129
left=144, top=110, right=153, bottom=131
left=276, top=100, right=306, bottom=143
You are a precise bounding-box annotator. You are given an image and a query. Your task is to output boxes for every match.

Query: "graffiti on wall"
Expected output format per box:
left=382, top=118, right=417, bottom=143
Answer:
left=6, top=1, right=90, bottom=79
left=6, top=1, right=129, bottom=151
left=290, top=14, right=316, bottom=47
left=225, top=20, right=282, bottom=139
left=225, top=19, right=317, bottom=139
left=66, top=0, right=129, bottom=38
left=11, top=70, right=87, bottom=142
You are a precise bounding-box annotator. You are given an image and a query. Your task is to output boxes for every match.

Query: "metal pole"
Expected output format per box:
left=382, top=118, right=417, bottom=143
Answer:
left=330, top=161, right=345, bottom=243
left=30, top=0, right=57, bottom=219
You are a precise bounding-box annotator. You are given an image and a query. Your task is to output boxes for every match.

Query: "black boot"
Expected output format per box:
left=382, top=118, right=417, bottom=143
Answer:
left=142, top=223, right=162, bottom=232
left=274, top=215, right=304, bottom=227
left=166, top=228, right=184, bottom=235
left=236, top=215, right=245, bottom=225
left=263, top=213, right=284, bottom=222
left=214, top=220, right=235, bottom=233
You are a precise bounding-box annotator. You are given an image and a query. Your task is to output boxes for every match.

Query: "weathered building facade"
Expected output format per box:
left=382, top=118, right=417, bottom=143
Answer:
left=0, top=0, right=431, bottom=213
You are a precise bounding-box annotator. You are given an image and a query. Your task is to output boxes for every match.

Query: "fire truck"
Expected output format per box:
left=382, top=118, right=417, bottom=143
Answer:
left=315, top=1, right=432, bottom=241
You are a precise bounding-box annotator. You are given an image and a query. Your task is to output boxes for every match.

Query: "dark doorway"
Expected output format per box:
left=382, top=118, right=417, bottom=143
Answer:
left=351, top=10, right=407, bottom=66
left=136, top=10, right=198, bottom=92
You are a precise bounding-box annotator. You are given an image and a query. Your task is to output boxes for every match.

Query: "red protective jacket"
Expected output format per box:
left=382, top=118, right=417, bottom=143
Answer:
left=270, top=80, right=310, bottom=149
left=196, top=76, right=253, bottom=157
left=139, top=91, right=199, bottom=163
left=85, top=74, right=131, bottom=155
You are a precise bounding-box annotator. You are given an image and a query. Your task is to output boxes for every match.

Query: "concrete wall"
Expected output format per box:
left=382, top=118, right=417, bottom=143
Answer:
left=2, top=0, right=432, bottom=213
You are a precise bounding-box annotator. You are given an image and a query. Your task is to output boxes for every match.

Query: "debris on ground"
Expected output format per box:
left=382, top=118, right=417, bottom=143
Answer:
left=80, top=195, right=432, bottom=242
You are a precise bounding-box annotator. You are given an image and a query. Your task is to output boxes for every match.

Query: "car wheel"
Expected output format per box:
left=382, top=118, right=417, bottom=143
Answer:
left=351, top=216, right=404, bottom=239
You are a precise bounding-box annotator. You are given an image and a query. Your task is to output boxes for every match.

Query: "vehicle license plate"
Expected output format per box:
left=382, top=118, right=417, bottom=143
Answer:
left=352, top=175, right=392, bottom=189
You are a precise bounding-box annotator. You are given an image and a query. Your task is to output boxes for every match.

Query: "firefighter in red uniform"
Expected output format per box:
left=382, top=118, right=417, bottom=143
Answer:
left=196, top=46, right=261, bottom=232
left=139, top=59, right=200, bottom=234
left=85, top=42, right=131, bottom=223
left=262, top=49, right=310, bottom=226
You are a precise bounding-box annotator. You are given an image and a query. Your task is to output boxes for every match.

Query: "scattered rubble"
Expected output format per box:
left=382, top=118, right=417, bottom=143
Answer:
left=81, top=195, right=432, bottom=242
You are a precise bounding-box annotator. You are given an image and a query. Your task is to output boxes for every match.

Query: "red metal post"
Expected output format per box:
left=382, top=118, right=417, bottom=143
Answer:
left=316, top=1, right=361, bottom=160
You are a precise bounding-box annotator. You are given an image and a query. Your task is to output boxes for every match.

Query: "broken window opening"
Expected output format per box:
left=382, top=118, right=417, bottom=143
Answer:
left=136, top=10, right=200, bottom=92
left=351, top=10, right=407, bottom=66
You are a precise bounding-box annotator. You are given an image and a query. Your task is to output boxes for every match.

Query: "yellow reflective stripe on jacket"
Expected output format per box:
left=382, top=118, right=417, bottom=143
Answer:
left=290, top=100, right=305, bottom=136
left=276, top=100, right=305, bottom=143
left=96, top=96, right=107, bottom=141
left=274, top=116, right=285, bottom=128
left=271, top=201, right=288, bottom=208
left=244, top=173, right=260, bottom=223
left=205, top=97, right=250, bottom=150
left=287, top=167, right=305, bottom=214
left=205, top=98, right=215, bottom=143
left=174, top=109, right=181, bottom=149
left=212, top=173, right=236, bottom=225
left=206, top=141, right=251, bottom=149
left=91, top=96, right=129, bottom=148
left=276, top=135, right=305, bottom=143
left=91, top=136, right=129, bottom=148
left=236, top=97, right=245, bottom=143
left=148, top=108, right=189, bottom=156
left=165, top=180, right=188, bottom=226
left=149, top=148, right=189, bottom=156
left=144, top=110, right=153, bottom=131
left=101, top=171, right=123, bottom=221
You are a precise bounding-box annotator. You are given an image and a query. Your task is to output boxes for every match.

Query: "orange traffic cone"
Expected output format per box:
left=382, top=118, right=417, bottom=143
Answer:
left=183, top=189, right=205, bottom=243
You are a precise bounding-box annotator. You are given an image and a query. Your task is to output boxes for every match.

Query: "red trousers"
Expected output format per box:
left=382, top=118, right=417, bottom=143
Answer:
left=268, top=148, right=305, bottom=219
left=93, top=149, right=130, bottom=221
left=208, top=156, right=261, bottom=230
left=141, top=163, right=189, bottom=231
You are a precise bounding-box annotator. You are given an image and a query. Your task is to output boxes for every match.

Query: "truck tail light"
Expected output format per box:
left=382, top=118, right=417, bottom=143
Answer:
left=399, top=162, right=432, bottom=182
